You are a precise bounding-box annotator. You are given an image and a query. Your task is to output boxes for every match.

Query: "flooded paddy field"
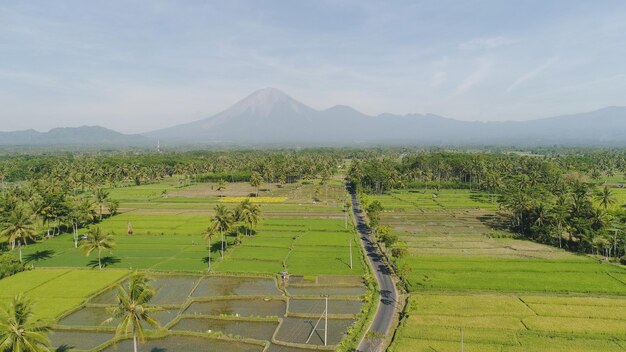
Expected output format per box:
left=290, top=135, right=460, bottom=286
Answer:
left=50, top=274, right=366, bottom=351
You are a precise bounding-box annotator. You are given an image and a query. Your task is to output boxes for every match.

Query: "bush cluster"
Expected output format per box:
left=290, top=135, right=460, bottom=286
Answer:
left=0, top=252, right=25, bottom=279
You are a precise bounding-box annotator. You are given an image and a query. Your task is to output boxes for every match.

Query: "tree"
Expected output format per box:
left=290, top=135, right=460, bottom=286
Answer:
left=250, top=172, right=262, bottom=197
left=94, top=188, right=110, bottom=220
left=235, top=200, right=261, bottom=236
left=109, top=273, right=159, bottom=352
left=68, top=198, right=97, bottom=248
left=1, top=207, right=37, bottom=263
left=596, top=185, right=616, bottom=210
left=204, top=219, right=219, bottom=272
left=80, top=227, right=116, bottom=270
left=0, top=294, right=51, bottom=352
left=213, top=205, right=233, bottom=259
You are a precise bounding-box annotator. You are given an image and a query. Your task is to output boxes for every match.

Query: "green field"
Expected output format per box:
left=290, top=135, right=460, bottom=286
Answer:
left=18, top=180, right=360, bottom=277
left=0, top=269, right=128, bottom=319
left=375, top=188, right=626, bottom=351
left=0, top=178, right=370, bottom=351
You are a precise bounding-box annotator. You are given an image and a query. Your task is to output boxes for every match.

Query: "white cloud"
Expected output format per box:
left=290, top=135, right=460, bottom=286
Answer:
left=452, top=60, right=492, bottom=96
left=505, top=57, right=559, bottom=94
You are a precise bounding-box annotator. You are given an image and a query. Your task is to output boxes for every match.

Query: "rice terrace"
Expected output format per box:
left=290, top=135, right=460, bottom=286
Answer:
left=3, top=2, right=626, bottom=351
left=1, top=149, right=625, bottom=352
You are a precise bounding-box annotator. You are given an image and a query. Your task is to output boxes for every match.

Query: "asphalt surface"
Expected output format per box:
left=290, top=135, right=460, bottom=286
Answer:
left=350, top=186, right=399, bottom=352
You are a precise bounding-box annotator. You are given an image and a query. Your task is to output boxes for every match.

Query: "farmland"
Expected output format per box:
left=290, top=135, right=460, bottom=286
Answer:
left=372, top=189, right=626, bottom=351
left=19, top=179, right=362, bottom=276
left=49, top=274, right=366, bottom=351
left=2, top=177, right=370, bottom=350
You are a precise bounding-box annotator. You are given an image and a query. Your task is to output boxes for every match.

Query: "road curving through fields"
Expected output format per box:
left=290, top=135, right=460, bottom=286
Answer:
left=349, top=185, right=399, bottom=352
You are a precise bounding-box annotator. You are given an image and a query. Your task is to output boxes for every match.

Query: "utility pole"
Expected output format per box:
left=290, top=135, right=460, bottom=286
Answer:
left=460, top=326, right=464, bottom=352
left=349, top=239, right=353, bottom=270
left=306, top=295, right=329, bottom=346
left=324, top=295, right=328, bottom=346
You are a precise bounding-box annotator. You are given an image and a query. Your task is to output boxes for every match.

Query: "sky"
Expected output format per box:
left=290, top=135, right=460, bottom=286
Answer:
left=1, top=0, right=626, bottom=133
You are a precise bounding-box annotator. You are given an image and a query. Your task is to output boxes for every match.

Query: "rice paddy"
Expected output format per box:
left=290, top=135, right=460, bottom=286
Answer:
left=374, top=189, right=626, bottom=352
left=48, top=274, right=366, bottom=351
left=1, top=179, right=370, bottom=351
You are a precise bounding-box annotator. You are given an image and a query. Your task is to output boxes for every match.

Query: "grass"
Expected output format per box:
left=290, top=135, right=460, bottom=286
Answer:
left=371, top=188, right=626, bottom=351
left=401, top=256, right=626, bottom=294
left=218, top=196, right=287, bottom=203
left=392, top=292, right=626, bottom=352
left=0, top=269, right=128, bottom=319
left=0, top=179, right=372, bottom=350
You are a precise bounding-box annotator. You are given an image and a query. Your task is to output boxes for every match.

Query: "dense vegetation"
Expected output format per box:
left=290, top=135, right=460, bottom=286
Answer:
left=349, top=150, right=626, bottom=260
left=0, top=150, right=342, bottom=256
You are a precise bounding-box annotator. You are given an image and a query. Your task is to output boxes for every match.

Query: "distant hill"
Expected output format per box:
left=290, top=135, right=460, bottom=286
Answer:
left=3, top=89, right=626, bottom=147
left=0, top=126, right=150, bottom=146
left=146, top=88, right=626, bottom=146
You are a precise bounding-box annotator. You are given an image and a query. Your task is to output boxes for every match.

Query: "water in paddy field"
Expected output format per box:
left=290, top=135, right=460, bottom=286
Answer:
left=58, top=307, right=179, bottom=329
left=274, top=317, right=356, bottom=346
left=88, top=275, right=201, bottom=305
left=184, top=298, right=286, bottom=317
left=191, top=276, right=281, bottom=296
left=267, top=343, right=320, bottom=352
left=172, top=317, right=279, bottom=340
left=99, top=334, right=264, bottom=352
left=50, top=330, right=114, bottom=351
left=288, top=299, right=362, bottom=315
left=52, top=275, right=365, bottom=350
left=286, top=285, right=366, bottom=296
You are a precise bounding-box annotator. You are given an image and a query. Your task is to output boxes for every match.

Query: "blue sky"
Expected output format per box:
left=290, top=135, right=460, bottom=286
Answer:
left=1, top=0, right=626, bottom=133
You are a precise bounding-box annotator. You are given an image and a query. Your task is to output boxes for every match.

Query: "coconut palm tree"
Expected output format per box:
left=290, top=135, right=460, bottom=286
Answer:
left=238, top=201, right=261, bottom=236
left=204, top=219, right=219, bottom=272
left=94, top=188, right=110, bottom=220
left=1, top=207, right=37, bottom=263
left=80, top=227, right=116, bottom=270
left=0, top=294, right=51, bottom=352
left=250, top=172, right=262, bottom=197
left=213, top=205, right=233, bottom=259
left=109, top=272, right=158, bottom=352
left=68, top=198, right=97, bottom=248
left=595, top=185, right=616, bottom=210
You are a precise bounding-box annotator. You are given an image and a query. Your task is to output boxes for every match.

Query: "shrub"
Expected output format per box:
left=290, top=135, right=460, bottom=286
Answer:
left=0, top=252, right=25, bottom=279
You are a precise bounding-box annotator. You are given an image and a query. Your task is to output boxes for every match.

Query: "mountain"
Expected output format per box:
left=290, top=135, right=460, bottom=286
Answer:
left=147, top=88, right=626, bottom=146
left=0, top=126, right=150, bottom=146
left=2, top=89, right=626, bottom=147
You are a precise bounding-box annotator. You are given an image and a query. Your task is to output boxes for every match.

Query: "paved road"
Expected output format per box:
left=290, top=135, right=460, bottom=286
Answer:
left=349, top=186, right=399, bottom=352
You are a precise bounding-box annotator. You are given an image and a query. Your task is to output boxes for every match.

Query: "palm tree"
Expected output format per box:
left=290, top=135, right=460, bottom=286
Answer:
left=250, top=172, right=262, bottom=197
left=213, top=205, right=233, bottom=259
left=0, top=294, right=51, bottom=352
left=1, top=207, right=37, bottom=263
left=68, top=198, right=97, bottom=248
left=109, top=273, right=159, bottom=352
left=235, top=200, right=261, bottom=236
left=596, top=185, right=616, bottom=210
left=243, top=203, right=261, bottom=236
left=204, top=219, right=219, bottom=272
left=94, top=188, right=110, bottom=220
left=80, top=227, right=116, bottom=270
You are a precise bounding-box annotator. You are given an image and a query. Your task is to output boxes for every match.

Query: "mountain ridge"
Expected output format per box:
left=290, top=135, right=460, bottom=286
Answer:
left=0, top=125, right=150, bottom=146
left=2, top=88, right=626, bottom=146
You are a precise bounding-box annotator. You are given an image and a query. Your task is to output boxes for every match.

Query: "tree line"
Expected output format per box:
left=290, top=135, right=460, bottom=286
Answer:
left=348, top=151, right=626, bottom=261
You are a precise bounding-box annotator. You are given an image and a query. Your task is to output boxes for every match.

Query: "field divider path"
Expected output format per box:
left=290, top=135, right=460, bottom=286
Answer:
left=349, top=186, right=399, bottom=352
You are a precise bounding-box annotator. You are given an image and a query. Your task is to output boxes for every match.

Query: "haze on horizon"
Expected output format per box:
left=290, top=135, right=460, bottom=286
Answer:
left=1, top=0, right=626, bottom=134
